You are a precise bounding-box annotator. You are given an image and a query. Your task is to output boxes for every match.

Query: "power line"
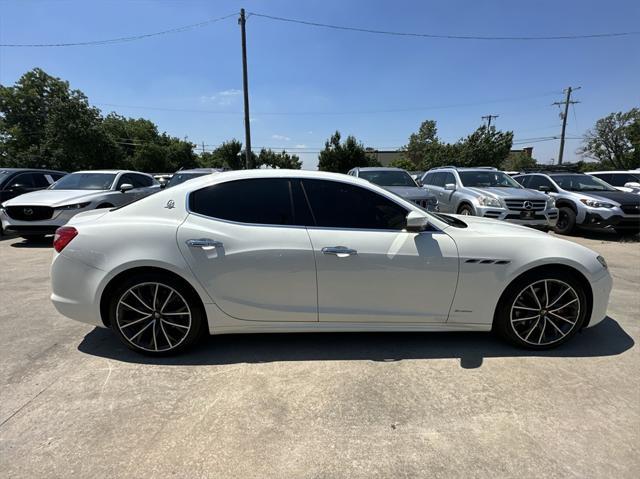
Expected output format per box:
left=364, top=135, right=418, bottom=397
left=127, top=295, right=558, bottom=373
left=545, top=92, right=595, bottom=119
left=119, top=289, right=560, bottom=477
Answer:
left=0, top=12, right=237, bottom=47
left=249, top=12, right=640, bottom=41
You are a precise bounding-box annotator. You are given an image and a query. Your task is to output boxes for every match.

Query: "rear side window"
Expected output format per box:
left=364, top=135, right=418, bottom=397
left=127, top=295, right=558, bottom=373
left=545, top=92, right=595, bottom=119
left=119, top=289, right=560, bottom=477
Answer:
left=189, top=178, right=312, bottom=226
left=430, top=172, right=446, bottom=187
left=301, top=179, right=407, bottom=230
left=527, top=175, right=555, bottom=191
left=32, top=173, right=52, bottom=188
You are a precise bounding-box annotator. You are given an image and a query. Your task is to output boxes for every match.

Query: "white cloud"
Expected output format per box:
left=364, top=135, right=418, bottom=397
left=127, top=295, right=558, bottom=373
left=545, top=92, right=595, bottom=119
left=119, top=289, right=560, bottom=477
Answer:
left=272, top=134, right=291, bottom=141
left=200, top=89, right=242, bottom=106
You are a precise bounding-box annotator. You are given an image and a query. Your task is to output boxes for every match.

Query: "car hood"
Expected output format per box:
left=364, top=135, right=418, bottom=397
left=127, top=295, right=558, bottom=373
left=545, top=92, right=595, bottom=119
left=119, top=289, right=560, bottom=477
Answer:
left=1, top=189, right=108, bottom=207
left=580, top=190, right=640, bottom=205
left=465, top=186, right=546, bottom=199
left=446, top=214, right=550, bottom=238
left=384, top=186, right=436, bottom=200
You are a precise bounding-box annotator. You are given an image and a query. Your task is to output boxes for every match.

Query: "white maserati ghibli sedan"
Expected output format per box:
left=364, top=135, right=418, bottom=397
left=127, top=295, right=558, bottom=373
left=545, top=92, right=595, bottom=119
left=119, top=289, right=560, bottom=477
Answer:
left=50, top=170, right=612, bottom=355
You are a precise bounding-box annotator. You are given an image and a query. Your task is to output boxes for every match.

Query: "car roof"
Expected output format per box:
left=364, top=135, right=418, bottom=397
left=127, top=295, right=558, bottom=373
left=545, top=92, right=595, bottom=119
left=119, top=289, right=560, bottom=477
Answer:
left=174, top=168, right=224, bottom=174
left=73, top=170, right=152, bottom=175
left=587, top=170, right=639, bottom=174
left=355, top=167, right=405, bottom=172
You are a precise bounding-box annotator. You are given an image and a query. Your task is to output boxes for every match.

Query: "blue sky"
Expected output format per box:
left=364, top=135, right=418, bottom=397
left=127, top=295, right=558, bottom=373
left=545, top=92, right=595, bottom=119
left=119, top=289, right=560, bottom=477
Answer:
left=1, top=0, right=638, bottom=169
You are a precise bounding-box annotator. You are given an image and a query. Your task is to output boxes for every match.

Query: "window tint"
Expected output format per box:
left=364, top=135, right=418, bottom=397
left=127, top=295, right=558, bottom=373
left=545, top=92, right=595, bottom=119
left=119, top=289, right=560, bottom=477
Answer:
left=599, top=173, right=639, bottom=187
left=442, top=172, right=457, bottom=186
left=526, top=175, right=554, bottom=191
left=301, top=179, right=407, bottom=230
left=514, top=175, right=528, bottom=186
left=430, top=172, right=446, bottom=187
left=190, top=178, right=311, bottom=226
left=421, top=172, right=433, bottom=184
left=117, top=174, right=152, bottom=189
left=11, top=173, right=36, bottom=188
left=32, top=173, right=52, bottom=188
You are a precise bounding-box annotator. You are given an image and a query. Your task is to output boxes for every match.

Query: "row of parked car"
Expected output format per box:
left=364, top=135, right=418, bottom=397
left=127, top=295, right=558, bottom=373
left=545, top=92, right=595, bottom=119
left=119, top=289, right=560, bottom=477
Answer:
left=1, top=165, right=639, bottom=239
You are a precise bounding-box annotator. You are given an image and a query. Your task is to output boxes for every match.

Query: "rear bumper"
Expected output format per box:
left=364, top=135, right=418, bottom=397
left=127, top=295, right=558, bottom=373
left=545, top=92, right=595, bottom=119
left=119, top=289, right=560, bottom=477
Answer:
left=50, top=252, right=107, bottom=327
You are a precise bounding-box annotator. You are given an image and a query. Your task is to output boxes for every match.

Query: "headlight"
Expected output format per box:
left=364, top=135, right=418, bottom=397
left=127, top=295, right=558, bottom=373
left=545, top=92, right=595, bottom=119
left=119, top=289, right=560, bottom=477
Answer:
left=477, top=195, right=502, bottom=207
left=56, top=202, right=91, bottom=210
left=580, top=199, right=615, bottom=208
left=546, top=196, right=556, bottom=208
left=596, top=255, right=608, bottom=269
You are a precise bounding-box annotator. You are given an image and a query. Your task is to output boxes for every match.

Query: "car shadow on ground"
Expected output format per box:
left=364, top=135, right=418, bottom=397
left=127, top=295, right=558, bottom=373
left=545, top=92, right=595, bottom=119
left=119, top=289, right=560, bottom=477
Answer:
left=8, top=237, right=53, bottom=248
left=78, top=316, right=633, bottom=369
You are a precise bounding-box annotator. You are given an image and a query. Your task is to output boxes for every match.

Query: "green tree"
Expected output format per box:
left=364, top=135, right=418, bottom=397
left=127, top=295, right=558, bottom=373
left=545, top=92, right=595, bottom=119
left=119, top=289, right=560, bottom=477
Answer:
left=581, top=108, right=639, bottom=169
left=402, top=120, right=440, bottom=167
left=0, top=68, right=118, bottom=170
left=456, top=125, right=514, bottom=168
left=501, top=152, right=537, bottom=171
left=318, top=131, right=376, bottom=173
left=198, top=139, right=244, bottom=169
left=388, top=157, right=417, bottom=171
left=258, top=148, right=303, bottom=169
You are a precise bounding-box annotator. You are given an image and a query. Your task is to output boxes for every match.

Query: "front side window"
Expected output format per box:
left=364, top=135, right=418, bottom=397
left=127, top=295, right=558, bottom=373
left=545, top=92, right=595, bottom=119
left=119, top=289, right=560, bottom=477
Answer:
left=442, top=172, right=457, bottom=186
left=190, top=178, right=312, bottom=226
left=302, top=179, right=407, bottom=230
left=458, top=171, right=522, bottom=188
left=601, top=173, right=639, bottom=187
left=526, top=175, right=555, bottom=191
left=9, top=173, right=36, bottom=188
left=51, top=173, right=116, bottom=190
left=357, top=170, right=417, bottom=187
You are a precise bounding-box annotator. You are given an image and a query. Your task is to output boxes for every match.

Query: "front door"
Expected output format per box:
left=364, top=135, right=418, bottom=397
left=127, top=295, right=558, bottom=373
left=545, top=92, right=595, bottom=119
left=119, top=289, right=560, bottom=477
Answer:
left=177, top=178, right=318, bottom=322
left=301, top=179, right=459, bottom=323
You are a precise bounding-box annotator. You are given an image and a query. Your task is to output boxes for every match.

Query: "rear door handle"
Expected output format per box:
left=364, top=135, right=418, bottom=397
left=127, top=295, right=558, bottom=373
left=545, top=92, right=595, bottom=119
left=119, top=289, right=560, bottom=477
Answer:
left=322, top=246, right=357, bottom=257
left=186, top=238, right=223, bottom=248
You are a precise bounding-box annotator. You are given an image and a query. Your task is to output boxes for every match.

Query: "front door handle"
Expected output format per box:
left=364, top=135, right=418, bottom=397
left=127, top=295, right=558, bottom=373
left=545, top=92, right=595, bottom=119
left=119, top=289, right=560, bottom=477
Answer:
left=322, top=246, right=357, bottom=257
left=186, top=238, right=223, bottom=248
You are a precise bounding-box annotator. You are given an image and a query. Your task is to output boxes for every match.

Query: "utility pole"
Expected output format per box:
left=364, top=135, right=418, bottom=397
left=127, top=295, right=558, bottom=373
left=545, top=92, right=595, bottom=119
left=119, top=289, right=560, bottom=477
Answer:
left=552, top=86, right=580, bottom=165
left=238, top=9, right=252, bottom=169
left=481, top=114, right=499, bottom=128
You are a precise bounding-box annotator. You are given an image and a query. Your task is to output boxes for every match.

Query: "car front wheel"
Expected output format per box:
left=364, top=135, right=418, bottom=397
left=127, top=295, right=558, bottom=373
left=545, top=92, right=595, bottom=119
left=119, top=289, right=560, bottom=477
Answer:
left=554, top=207, right=576, bottom=235
left=108, top=273, right=206, bottom=355
left=494, top=270, right=588, bottom=349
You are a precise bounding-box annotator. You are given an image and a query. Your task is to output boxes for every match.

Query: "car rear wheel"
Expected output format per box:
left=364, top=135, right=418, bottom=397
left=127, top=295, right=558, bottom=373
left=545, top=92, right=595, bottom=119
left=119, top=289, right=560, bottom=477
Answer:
left=494, top=271, right=588, bottom=349
left=554, top=207, right=576, bottom=235
left=108, top=273, right=206, bottom=355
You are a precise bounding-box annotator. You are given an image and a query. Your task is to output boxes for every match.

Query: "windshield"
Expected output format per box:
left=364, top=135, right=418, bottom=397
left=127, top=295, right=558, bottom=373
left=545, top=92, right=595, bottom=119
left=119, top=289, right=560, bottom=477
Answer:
left=50, top=173, right=116, bottom=190
left=166, top=172, right=209, bottom=188
left=0, top=170, right=13, bottom=186
left=358, top=170, right=417, bottom=187
left=458, top=171, right=521, bottom=188
left=552, top=174, right=617, bottom=192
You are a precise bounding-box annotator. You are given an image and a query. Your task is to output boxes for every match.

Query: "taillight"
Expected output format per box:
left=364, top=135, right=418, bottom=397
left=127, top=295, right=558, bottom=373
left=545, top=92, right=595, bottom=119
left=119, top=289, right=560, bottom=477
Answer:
left=53, top=226, right=78, bottom=252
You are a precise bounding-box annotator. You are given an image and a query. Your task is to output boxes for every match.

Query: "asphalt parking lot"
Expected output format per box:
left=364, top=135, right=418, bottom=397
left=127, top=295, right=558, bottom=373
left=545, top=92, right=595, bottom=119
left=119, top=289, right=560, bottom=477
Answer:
left=0, top=231, right=638, bottom=478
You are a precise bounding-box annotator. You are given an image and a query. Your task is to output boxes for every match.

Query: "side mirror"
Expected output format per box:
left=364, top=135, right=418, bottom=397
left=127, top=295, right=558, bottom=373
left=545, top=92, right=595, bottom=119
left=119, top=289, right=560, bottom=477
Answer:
left=538, top=185, right=551, bottom=193
left=624, top=181, right=640, bottom=189
left=444, top=183, right=456, bottom=191
left=405, top=210, right=429, bottom=232
left=159, top=182, right=167, bottom=189
left=120, top=183, right=134, bottom=193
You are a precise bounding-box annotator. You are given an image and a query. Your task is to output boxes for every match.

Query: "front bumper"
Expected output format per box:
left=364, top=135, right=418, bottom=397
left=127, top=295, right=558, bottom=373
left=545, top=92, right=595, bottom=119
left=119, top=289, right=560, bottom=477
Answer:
left=475, top=205, right=558, bottom=228
left=581, top=211, right=640, bottom=230
left=1, top=208, right=83, bottom=235
left=585, top=269, right=613, bottom=328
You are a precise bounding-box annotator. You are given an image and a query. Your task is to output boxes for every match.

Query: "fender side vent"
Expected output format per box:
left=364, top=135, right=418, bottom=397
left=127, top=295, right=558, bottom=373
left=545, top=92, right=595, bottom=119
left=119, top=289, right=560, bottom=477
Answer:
left=465, top=258, right=511, bottom=265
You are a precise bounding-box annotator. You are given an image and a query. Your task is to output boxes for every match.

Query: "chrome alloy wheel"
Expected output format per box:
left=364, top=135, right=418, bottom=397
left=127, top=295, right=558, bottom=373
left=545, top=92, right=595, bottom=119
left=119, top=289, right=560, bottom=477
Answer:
left=510, top=279, right=581, bottom=346
left=116, top=282, right=192, bottom=352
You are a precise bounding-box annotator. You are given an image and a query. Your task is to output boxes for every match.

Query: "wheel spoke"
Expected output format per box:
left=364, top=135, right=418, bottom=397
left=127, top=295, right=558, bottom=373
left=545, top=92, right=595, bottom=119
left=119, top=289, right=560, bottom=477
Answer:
left=549, top=298, right=578, bottom=313
left=549, top=311, right=576, bottom=325
left=546, top=316, right=566, bottom=336
left=161, top=319, right=189, bottom=329
left=162, top=312, right=190, bottom=316
left=537, top=318, right=547, bottom=344
left=529, top=285, right=542, bottom=309
left=120, top=314, right=152, bottom=329
left=524, top=318, right=541, bottom=341
left=130, top=290, right=152, bottom=311
left=129, top=320, right=154, bottom=341
left=160, top=321, right=173, bottom=348
left=153, top=284, right=159, bottom=310
left=152, top=320, right=158, bottom=351
left=120, top=302, right=150, bottom=316
left=159, top=290, right=173, bottom=313
left=512, top=314, right=539, bottom=322
left=547, top=287, right=570, bottom=308
left=544, top=280, right=549, bottom=308
left=513, top=305, right=539, bottom=311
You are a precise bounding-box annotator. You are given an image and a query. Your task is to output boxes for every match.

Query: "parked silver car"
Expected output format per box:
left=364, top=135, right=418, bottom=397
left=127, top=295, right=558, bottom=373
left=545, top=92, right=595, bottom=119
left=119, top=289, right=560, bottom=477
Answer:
left=514, top=171, right=640, bottom=235
left=347, top=167, right=438, bottom=211
left=420, top=167, right=558, bottom=229
left=0, top=170, right=159, bottom=239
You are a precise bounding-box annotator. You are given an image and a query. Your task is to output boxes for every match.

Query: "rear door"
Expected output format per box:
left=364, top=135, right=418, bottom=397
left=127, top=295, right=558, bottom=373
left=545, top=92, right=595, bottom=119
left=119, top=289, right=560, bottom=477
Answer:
left=177, top=178, right=318, bottom=322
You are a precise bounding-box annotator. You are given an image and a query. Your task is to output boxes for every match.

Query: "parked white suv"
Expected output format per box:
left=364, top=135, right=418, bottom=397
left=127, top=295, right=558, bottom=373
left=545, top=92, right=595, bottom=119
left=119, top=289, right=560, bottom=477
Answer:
left=420, top=167, right=558, bottom=229
left=0, top=170, right=158, bottom=240
left=586, top=170, right=640, bottom=194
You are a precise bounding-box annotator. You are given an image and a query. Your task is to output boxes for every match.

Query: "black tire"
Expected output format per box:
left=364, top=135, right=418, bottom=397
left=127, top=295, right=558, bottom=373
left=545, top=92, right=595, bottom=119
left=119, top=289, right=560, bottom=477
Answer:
left=21, top=234, right=47, bottom=241
left=107, top=272, right=206, bottom=356
left=457, top=204, right=474, bottom=216
left=554, top=206, right=576, bottom=235
left=494, top=269, right=588, bottom=350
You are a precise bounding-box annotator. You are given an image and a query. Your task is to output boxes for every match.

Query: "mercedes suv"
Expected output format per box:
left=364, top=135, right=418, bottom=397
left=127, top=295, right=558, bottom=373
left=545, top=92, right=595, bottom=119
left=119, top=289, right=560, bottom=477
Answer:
left=420, top=167, right=558, bottom=229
